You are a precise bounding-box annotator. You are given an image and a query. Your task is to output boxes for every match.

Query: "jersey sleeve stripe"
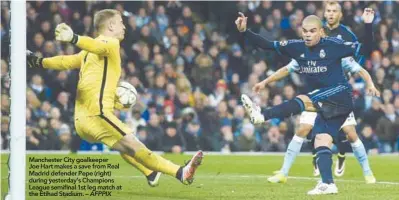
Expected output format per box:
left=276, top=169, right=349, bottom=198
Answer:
left=324, top=37, right=344, bottom=44
left=99, top=57, right=108, bottom=115
left=100, top=115, right=127, bottom=136
left=357, top=55, right=365, bottom=65
left=355, top=43, right=362, bottom=58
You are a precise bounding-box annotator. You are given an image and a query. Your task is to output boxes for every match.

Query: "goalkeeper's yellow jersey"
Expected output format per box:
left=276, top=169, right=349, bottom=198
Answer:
left=42, top=35, right=121, bottom=118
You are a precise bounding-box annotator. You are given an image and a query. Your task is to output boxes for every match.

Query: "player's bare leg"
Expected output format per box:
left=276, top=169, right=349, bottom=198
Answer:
left=120, top=153, right=161, bottom=187
left=308, top=134, right=338, bottom=195
left=342, top=126, right=376, bottom=183
left=268, top=123, right=313, bottom=183
left=113, top=134, right=203, bottom=185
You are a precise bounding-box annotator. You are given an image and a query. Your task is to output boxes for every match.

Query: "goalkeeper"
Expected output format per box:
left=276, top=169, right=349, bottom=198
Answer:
left=27, top=9, right=203, bottom=187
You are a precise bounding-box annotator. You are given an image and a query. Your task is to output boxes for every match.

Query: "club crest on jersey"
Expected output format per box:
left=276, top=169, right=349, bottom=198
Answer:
left=280, top=40, right=288, bottom=46
left=319, top=49, right=326, bottom=58
left=318, top=102, right=323, bottom=107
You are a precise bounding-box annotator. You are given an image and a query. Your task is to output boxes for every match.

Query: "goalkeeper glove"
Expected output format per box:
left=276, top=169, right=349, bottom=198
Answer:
left=55, top=23, right=78, bottom=44
left=26, top=50, right=43, bottom=68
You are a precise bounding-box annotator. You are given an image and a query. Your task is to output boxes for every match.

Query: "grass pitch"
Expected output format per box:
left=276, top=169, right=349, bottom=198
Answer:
left=1, top=153, right=399, bottom=200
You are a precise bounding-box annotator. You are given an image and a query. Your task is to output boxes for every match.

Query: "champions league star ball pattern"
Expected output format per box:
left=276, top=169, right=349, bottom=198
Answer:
left=115, top=81, right=138, bottom=109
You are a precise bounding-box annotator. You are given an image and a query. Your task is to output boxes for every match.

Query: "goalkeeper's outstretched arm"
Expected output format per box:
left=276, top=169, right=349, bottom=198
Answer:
left=72, top=35, right=116, bottom=56
left=56, top=23, right=116, bottom=56
left=43, top=53, right=83, bottom=70
left=27, top=50, right=82, bottom=70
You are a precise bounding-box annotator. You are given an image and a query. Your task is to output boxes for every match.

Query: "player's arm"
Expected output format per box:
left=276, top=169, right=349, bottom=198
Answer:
left=339, top=8, right=375, bottom=58
left=360, top=8, right=375, bottom=58
left=72, top=35, right=116, bottom=56
left=359, top=23, right=374, bottom=57
left=236, top=12, right=286, bottom=54
left=42, top=52, right=83, bottom=70
left=55, top=23, right=115, bottom=56
left=242, top=29, right=276, bottom=50
left=252, top=60, right=298, bottom=93
left=338, top=24, right=373, bottom=58
left=341, top=57, right=380, bottom=96
left=27, top=50, right=83, bottom=70
left=357, top=68, right=380, bottom=96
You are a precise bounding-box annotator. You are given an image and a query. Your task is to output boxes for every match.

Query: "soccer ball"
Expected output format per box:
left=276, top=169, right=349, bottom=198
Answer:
left=114, top=81, right=138, bottom=109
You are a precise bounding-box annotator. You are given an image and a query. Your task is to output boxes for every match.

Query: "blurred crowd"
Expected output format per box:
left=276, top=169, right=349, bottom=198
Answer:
left=1, top=1, right=398, bottom=154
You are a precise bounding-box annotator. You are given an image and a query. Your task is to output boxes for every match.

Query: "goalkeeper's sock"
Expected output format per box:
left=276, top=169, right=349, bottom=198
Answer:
left=120, top=153, right=153, bottom=176
left=351, top=139, right=372, bottom=176
left=316, top=146, right=334, bottom=184
left=133, top=147, right=181, bottom=178
left=262, top=97, right=305, bottom=120
left=281, top=135, right=304, bottom=176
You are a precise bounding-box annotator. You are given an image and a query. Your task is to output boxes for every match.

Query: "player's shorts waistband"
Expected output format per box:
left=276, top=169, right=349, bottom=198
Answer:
left=308, top=84, right=351, bottom=102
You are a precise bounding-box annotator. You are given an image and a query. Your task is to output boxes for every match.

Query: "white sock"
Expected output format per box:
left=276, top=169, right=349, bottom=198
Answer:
left=351, top=139, right=372, bottom=176
left=281, top=135, right=304, bottom=176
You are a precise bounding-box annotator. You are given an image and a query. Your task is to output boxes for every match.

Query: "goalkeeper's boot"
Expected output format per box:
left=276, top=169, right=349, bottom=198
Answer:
left=334, top=154, right=345, bottom=177
left=307, top=181, right=338, bottom=195
left=267, top=172, right=287, bottom=183
left=365, top=174, right=376, bottom=184
left=146, top=171, right=161, bottom=187
left=181, top=150, right=203, bottom=185
left=241, top=94, right=265, bottom=124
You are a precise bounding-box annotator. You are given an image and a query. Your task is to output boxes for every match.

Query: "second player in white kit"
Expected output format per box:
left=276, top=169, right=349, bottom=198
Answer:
left=300, top=111, right=356, bottom=128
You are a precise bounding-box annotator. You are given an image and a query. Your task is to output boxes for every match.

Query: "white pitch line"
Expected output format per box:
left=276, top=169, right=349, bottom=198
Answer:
left=110, top=174, right=399, bottom=185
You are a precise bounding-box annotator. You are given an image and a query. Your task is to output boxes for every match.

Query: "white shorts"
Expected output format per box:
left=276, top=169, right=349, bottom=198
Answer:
left=299, top=111, right=357, bottom=128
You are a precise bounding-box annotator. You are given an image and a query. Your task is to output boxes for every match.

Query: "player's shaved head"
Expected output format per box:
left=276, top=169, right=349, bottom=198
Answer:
left=302, top=15, right=323, bottom=29
left=301, top=15, right=324, bottom=47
